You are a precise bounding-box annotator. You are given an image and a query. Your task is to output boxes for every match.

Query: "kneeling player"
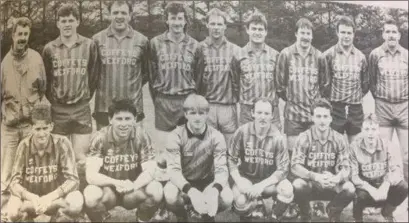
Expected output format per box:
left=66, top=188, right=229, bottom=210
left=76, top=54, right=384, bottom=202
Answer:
left=350, top=113, right=408, bottom=222
left=164, top=94, right=233, bottom=222
left=7, top=105, right=84, bottom=222
left=83, top=99, right=162, bottom=222
left=228, top=98, right=293, bottom=221
left=291, top=98, right=355, bottom=222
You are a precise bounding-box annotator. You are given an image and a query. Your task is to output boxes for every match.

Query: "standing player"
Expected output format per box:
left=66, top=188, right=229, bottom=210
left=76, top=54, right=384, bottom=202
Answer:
left=350, top=113, right=408, bottom=222
left=1, top=17, right=46, bottom=195
left=320, top=16, right=369, bottom=143
left=228, top=98, right=294, bottom=221
left=164, top=94, right=233, bottom=222
left=196, top=8, right=240, bottom=145
left=275, top=17, right=323, bottom=219
left=276, top=18, right=322, bottom=154
left=236, top=11, right=281, bottom=129
left=92, top=1, right=149, bottom=130
left=369, top=19, right=408, bottom=184
left=6, top=105, right=84, bottom=222
left=83, top=99, right=163, bottom=222
left=42, top=3, right=100, bottom=163
left=149, top=2, right=200, bottom=156
left=291, top=98, right=355, bottom=222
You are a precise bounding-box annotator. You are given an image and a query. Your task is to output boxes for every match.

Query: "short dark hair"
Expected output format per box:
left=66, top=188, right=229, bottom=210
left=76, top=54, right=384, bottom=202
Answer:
left=310, top=98, right=332, bottom=115
left=244, top=11, right=267, bottom=29
left=57, top=3, right=79, bottom=21
left=164, top=2, right=189, bottom=32
left=252, top=97, right=275, bottom=113
left=336, top=16, right=355, bottom=32
left=108, top=99, right=137, bottom=119
left=206, top=8, right=228, bottom=24
left=12, top=17, right=32, bottom=34
left=108, top=1, right=133, bottom=14
left=295, top=17, right=313, bottom=32
left=32, top=104, right=52, bottom=124
left=383, top=18, right=400, bottom=32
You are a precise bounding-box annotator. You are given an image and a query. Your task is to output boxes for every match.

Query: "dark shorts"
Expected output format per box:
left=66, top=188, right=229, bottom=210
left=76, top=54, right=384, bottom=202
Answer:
left=330, top=101, right=363, bottom=135
left=92, top=112, right=145, bottom=129
left=284, top=119, right=313, bottom=136
left=208, top=103, right=238, bottom=134
left=154, top=93, right=188, bottom=131
left=187, top=176, right=214, bottom=192
left=51, top=100, right=92, bottom=135
left=375, top=98, right=408, bottom=129
left=239, top=103, right=281, bottom=130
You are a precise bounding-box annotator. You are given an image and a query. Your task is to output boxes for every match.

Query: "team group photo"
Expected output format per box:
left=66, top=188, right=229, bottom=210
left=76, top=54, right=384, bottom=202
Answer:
left=0, top=0, right=408, bottom=222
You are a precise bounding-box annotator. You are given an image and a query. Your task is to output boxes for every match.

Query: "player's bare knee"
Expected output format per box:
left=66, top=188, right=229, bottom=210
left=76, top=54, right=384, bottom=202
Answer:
left=292, top=178, right=308, bottom=191
left=7, top=196, right=23, bottom=221
left=342, top=181, right=356, bottom=194
left=145, top=180, right=163, bottom=203
left=65, top=191, right=84, bottom=215
left=83, top=185, right=103, bottom=208
left=163, top=182, right=180, bottom=205
left=276, top=179, right=294, bottom=203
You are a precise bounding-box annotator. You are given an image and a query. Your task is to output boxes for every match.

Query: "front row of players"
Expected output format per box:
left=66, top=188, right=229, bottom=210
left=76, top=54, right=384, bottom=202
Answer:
left=6, top=95, right=408, bottom=222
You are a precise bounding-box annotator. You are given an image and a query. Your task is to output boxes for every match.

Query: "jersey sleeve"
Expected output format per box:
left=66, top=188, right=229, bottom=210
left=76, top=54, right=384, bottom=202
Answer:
left=291, top=132, right=309, bottom=167
left=274, top=134, right=290, bottom=181
left=275, top=50, right=289, bottom=101
left=141, top=37, right=150, bottom=86
left=9, top=141, right=28, bottom=198
left=335, top=135, right=349, bottom=173
left=227, top=128, right=243, bottom=173
left=384, top=140, right=403, bottom=185
left=166, top=130, right=189, bottom=190
left=88, top=131, right=105, bottom=158
left=368, top=50, right=379, bottom=96
left=42, top=45, right=53, bottom=102
left=88, top=39, right=102, bottom=97
left=213, top=131, right=229, bottom=187
left=360, top=54, right=370, bottom=95
left=58, top=137, right=80, bottom=196
left=137, top=126, right=155, bottom=164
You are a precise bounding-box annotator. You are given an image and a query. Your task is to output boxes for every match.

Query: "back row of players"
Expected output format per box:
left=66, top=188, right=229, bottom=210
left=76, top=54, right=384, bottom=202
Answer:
left=1, top=1, right=408, bottom=222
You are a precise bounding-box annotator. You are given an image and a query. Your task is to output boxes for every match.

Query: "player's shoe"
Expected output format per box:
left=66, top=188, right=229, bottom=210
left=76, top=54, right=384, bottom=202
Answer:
left=251, top=199, right=265, bottom=219
left=312, top=201, right=326, bottom=218
left=282, top=202, right=299, bottom=219
left=384, top=215, right=396, bottom=223
left=151, top=204, right=169, bottom=221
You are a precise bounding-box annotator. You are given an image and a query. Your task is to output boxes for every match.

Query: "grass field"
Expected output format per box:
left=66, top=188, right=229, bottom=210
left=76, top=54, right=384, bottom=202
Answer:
left=101, top=85, right=408, bottom=222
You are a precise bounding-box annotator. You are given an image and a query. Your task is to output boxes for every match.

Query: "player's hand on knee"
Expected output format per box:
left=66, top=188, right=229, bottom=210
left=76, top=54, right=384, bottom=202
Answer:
left=36, top=195, right=54, bottom=214
left=205, top=187, right=219, bottom=217
left=188, top=188, right=207, bottom=214
left=247, top=183, right=264, bottom=199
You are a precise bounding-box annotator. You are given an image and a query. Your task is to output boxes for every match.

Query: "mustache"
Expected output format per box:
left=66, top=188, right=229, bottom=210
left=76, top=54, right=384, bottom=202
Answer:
left=17, top=39, right=27, bottom=44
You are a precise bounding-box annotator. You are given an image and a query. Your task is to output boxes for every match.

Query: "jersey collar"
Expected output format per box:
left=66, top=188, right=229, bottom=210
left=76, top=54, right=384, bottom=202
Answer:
left=186, top=123, right=207, bottom=140
left=107, top=25, right=134, bottom=38
left=30, top=135, right=54, bottom=155
left=54, top=34, right=86, bottom=47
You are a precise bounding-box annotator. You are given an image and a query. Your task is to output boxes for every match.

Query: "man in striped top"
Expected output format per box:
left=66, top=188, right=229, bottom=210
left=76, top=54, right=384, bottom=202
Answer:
left=84, top=99, right=162, bottom=222
left=164, top=94, right=232, bottom=222
left=369, top=19, right=408, bottom=184
left=196, top=8, right=241, bottom=145
left=228, top=98, right=293, bottom=222
left=291, top=98, right=354, bottom=222
left=7, top=105, right=84, bottom=222
left=42, top=4, right=101, bottom=164
left=236, top=11, right=281, bottom=129
left=149, top=1, right=200, bottom=159
left=276, top=18, right=323, bottom=155
left=1, top=17, right=47, bottom=196
left=92, top=1, right=149, bottom=130
left=320, top=16, right=369, bottom=143
left=350, top=113, right=408, bottom=222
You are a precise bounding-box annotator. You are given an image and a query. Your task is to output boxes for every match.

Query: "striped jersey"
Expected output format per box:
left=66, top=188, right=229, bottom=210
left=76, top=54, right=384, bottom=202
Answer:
left=369, top=43, right=408, bottom=103
left=291, top=127, right=349, bottom=175
left=196, top=37, right=241, bottom=104
left=276, top=44, right=322, bottom=122
left=149, top=32, right=200, bottom=95
left=1, top=48, right=46, bottom=126
left=42, top=35, right=101, bottom=105
left=321, top=44, right=369, bottom=104
left=228, top=122, right=289, bottom=183
left=236, top=43, right=279, bottom=106
left=92, top=26, right=149, bottom=114
left=10, top=134, right=79, bottom=197
left=350, top=134, right=402, bottom=188
left=166, top=124, right=229, bottom=189
left=88, top=125, right=154, bottom=181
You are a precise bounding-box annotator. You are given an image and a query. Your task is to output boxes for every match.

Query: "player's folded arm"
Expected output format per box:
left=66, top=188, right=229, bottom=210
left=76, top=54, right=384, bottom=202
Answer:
left=166, top=133, right=190, bottom=191
left=227, top=129, right=243, bottom=183
left=275, top=49, right=289, bottom=101
left=213, top=132, right=229, bottom=188
left=384, top=142, right=404, bottom=186
left=349, top=143, right=368, bottom=188
left=291, top=133, right=311, bottom=179
left=59, top=138, right=80, bottom=196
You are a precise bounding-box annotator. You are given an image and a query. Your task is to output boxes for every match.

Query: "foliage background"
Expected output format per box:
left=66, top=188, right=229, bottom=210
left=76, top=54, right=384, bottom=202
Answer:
left=0, top=0, right=408, bottom=61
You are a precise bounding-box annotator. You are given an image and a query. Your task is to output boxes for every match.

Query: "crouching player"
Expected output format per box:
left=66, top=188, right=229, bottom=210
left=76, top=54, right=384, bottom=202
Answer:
left=7, top=105, right=84, bottom=222
left=83, top=99, right=162, bottom=222
left=291, top=98, right=355, bottom=222
left=164, top=94, right=233, bottom=222
left=350, top=113, right=408, bottom=222
left=228, top=98, right=294, bottom=222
